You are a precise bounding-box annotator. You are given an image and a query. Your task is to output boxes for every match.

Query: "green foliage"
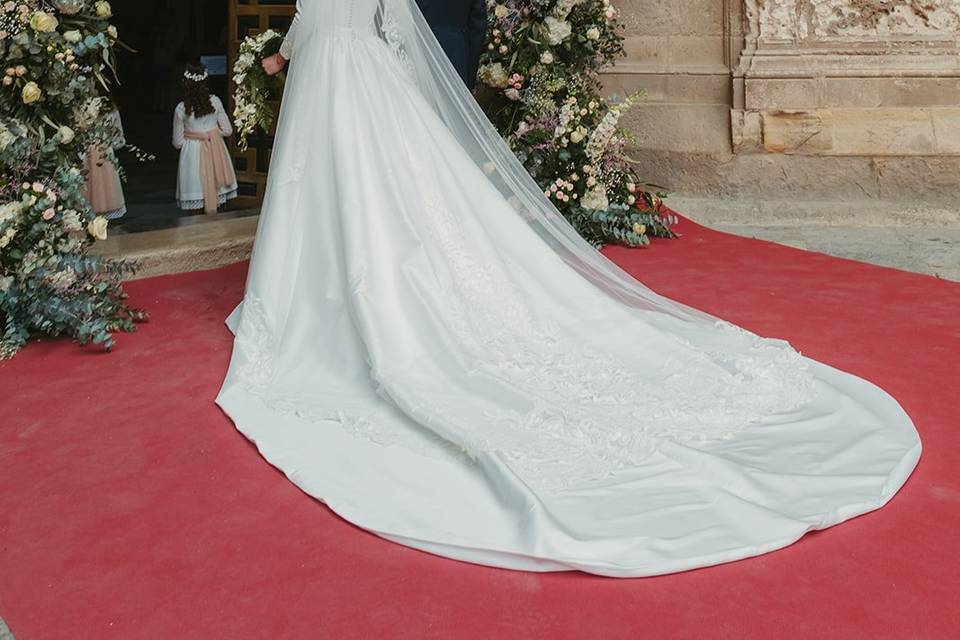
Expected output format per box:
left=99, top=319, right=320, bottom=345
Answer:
left=0, top=0, right=144, bottom=358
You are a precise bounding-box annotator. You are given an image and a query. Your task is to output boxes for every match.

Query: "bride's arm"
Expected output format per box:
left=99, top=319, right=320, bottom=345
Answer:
left=263, top=0, right=301, bottom=75
left=279, top=0, right=302, bottom=61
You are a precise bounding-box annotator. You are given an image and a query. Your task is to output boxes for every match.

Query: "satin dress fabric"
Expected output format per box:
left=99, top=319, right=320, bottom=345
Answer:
left=216, top=0, right=921, bottom=577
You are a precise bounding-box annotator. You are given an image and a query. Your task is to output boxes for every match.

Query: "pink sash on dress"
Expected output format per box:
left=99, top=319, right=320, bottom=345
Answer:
left=185, top=130, right=233, bottom=214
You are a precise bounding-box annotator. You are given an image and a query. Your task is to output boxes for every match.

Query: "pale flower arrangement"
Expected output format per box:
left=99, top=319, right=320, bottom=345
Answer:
left=479, top=0, right=674, bottom=248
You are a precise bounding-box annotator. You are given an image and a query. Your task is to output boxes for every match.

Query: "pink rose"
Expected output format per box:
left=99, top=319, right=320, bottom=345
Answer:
left=42, top=208, right=55, bottom=220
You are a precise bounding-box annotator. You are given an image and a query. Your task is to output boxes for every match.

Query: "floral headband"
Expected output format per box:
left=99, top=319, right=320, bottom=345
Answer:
left=184, top=69, right=209, bottom=82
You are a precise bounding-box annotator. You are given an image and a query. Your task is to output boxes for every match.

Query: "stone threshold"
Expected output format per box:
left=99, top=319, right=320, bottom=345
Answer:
left=91, top=214, right=259, bottom=281
left=89, top=198, right=960, bottom=283
left=669, top=196, right=960, bottom=228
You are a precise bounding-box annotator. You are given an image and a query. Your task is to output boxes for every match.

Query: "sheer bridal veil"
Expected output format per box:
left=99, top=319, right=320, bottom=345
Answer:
left=274, top=0, right=717, bottom=327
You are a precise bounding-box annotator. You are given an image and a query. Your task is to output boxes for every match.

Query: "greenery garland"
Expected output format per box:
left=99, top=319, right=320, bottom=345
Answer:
left=0, top=0, right=144, bottom=358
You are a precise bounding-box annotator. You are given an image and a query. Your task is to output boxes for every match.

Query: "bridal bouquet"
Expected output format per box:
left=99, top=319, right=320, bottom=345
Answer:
left=233, top=29, right=285, bottom=151
left=0, top=0, right=143, bottom=358
left=479, top=0, right=675, bottom=247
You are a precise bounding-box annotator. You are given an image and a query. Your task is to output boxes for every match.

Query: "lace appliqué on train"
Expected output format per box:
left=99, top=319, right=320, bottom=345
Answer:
left=370, top=154, right=818, bottom=492
left=233, top=297, right=471, bottom=464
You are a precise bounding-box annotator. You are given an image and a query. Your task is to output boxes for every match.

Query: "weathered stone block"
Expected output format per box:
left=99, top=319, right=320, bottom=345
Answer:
left=761, top=111, right=833, bottom=154
left=745, top=79, right=820, bottom=110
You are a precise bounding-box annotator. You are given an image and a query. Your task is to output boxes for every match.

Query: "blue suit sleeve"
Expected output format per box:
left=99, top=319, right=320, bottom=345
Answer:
left=467, top=0, right=489, bottom=86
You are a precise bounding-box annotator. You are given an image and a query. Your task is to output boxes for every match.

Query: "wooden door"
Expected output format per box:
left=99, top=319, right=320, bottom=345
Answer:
left=228, top=0, right=296, bottom=207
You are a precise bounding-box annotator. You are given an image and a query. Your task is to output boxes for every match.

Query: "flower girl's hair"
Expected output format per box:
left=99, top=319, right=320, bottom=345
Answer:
left=182, top=63, right=215, bottom=118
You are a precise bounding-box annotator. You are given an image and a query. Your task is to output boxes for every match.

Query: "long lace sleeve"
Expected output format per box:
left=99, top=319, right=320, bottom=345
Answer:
left=172, top=103, right=185, bottom=150
left=279, top=0, right=303, bottom=60
left=213, top=96, right=234, bottom=137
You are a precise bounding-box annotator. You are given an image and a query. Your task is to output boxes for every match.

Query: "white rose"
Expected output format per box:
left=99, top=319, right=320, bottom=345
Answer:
left=57, top=125, right=75, bottom=144
left=586, top=27, right=601, bottom=41
left=540, top=51, right=554, bottom=65
left=494, top=4, right=509, bottom=19
left=87, top=215, right=109, bottom=241
left=63, top=30, right=82, bottom=43
left=504, top=88, right=521, bottom=101
left=94, top=1, right=113, bottom=18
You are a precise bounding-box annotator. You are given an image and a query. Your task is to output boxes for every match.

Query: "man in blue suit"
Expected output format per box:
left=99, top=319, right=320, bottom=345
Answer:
left=416, top=0, right=489, bottom=90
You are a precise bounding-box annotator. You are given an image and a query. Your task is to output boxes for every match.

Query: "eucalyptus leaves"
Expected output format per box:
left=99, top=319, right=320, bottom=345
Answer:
left=0, top=0, right=143, bottom=358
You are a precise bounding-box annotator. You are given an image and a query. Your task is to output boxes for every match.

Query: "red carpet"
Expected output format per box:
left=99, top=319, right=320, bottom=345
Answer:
left=2, top=218, right=958, bottom=639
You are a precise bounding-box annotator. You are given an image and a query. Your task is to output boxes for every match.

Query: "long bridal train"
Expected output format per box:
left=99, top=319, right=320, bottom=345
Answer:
left=216, top=0, right=920, bottom=577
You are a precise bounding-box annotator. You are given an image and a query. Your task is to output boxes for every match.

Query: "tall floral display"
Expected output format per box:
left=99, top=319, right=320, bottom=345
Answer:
left=479, top=0, right=674, bottom=247
left=0, top=0, right=142, bottom=358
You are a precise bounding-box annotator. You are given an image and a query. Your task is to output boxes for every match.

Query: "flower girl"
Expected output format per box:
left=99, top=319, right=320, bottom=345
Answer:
left=173, top=64, right=238, bottom=214
left=84, top=98, right=127, bottom=220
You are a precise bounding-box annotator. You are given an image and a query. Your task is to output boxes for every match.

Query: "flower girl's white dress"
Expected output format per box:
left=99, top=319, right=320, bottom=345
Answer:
left=173, top=95, right=238, bottom=213
left=217, top=0, right=921, bottom=577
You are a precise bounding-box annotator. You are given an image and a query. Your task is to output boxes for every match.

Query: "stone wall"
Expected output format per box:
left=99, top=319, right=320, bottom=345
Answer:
left=609, top=0, right=960, bottom=217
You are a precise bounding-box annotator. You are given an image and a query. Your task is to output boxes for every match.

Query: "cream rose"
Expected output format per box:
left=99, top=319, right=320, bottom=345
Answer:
left=94, top=1, right=112, bottom=18
left=63, top=29, right=82, bottom=43
left=586, top=27, right=601, bottom=41
left=581, top=187, right=609, bottom=211
left=21, top=82, right=42, bottom=105
left=87, top=216, right=109, bottom=241
left=30, top=11, right=59, bottom=33
left=480, top=63, right=509, bottom=89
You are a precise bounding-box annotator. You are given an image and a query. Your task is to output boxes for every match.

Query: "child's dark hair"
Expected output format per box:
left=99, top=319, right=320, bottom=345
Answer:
left=182, top=63, right=214, bottom=118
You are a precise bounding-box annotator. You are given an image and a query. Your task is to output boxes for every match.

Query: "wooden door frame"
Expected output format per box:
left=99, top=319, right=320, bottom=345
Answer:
left=227, top=0, right=297, bottom=208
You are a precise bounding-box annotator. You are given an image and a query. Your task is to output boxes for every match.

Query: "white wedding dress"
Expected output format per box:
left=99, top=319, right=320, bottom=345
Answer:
left=217, top=0, right=921, bottom=577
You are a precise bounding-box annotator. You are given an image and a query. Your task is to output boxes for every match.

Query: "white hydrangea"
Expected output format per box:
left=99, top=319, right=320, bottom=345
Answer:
left=543, top=17, right=572, bottom=45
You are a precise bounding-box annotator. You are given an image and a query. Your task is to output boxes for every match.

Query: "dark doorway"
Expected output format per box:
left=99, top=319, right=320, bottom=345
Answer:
left=111, top=0, right=234, bottom=233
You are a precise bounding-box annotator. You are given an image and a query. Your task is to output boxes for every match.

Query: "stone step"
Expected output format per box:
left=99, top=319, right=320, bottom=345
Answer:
left=89, top=199, right=960, bottom=283
left=91, top=215, right=258, bottom=281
